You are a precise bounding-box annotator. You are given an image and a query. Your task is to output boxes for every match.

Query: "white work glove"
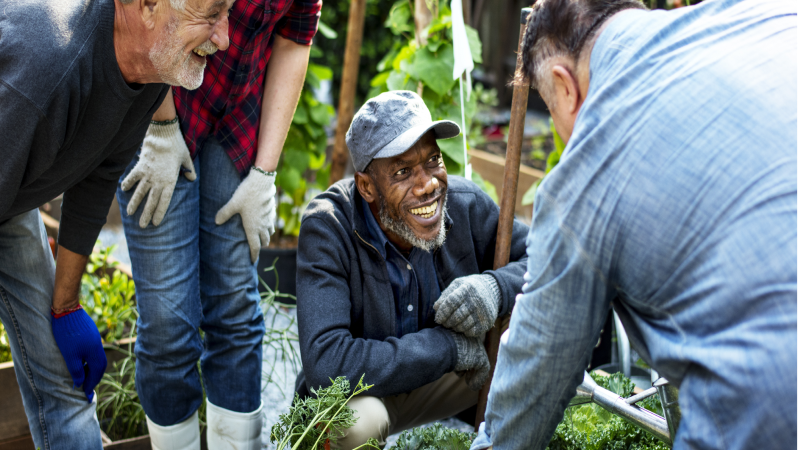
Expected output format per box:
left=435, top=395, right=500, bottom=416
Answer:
left=121, top=120, right=196, bottom=228
left=215, top=167, right=277, bottom=263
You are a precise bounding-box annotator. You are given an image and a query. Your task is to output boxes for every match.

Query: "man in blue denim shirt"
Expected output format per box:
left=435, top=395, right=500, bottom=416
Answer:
left=473, top=0, right=797, bottom=449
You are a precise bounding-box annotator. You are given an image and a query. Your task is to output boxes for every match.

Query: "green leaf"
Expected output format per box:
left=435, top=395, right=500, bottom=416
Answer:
left=438, top=136, right=465, bottom=167
left=309, top=103, right=333, bottom=125
left=308, top=152, right=325, bottom=171
left=385, top=0, right=413, bottom=36
left=314, top=164, right=331, bottom=190
left=370, top=71, right=391, bottom=88
left=377, top=44, right=401, bottom=72
left=393, top=44, right=416, bottom=72
left=465, top=25, right=483, bottom=64
left=293, top=102, right=308, bottom=125
left=276, top=167, right=302, bottom=195
left=521, top=180, right=538, bottom=206
left=282, top=149, right=310, bottom=175
left=386, top=70, right=416, bottom=92
left=471, top=171, right=498, bottom=204
left=317, top=20, right=338, bottom=39
left=308, top=63, right=333, bottom=82
left=412, top=44, right=456, bottom=96
left=309, top=45, right=323, bottom=58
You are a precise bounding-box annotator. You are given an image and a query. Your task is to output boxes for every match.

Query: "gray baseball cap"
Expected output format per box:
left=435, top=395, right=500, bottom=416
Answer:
left=346, top=90, right=461, bottom=173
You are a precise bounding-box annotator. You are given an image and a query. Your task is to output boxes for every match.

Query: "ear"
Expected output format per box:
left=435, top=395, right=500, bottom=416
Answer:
left=141, top=0, right=160, bottom=30
left=551, top=64, right=582, bottom=115
left=355, top=172, right=377, bottom=203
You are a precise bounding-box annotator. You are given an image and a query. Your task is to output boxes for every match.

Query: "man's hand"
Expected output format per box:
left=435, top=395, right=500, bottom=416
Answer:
left=448, top=330, right=491, bottom=391
left=121, top=120, right=196, bottom=228
left=215, top=167, right=277, bottom=263
left=52, top=246, right=106, bottom=403
left=51, top=306, right=107, bottom=403
left=434, top=274, right=501, bottom=337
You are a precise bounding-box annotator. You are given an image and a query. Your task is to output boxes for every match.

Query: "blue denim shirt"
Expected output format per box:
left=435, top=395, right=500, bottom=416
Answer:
left=361, top=198, right=441, bottom=337
left=473, top=0, right=797, bottom=449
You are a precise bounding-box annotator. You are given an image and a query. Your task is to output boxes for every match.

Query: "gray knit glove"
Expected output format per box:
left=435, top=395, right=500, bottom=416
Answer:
left=434, top=274, right=501, bottom=337
left=121, top=120, right=196, bottom=228
left=448, top=330, right=490, bottom=391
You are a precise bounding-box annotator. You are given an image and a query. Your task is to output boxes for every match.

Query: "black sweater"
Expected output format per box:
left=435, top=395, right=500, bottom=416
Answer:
left=0, top=0, right=168, bottom=254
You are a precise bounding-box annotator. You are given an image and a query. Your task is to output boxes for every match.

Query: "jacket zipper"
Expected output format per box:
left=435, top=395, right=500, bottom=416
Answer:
left=353, top=229, right=383, bottom=260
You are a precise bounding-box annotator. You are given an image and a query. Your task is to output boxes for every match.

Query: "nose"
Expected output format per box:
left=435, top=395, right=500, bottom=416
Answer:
left=413, top=168, right=438, bottom=198
left=211, top=15, right=230, bottom=51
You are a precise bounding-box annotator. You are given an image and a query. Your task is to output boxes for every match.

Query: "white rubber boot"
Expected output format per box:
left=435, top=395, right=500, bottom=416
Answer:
left=206, top=399, right=263, bottom=450
left=146, top=410, right=201, bottom=450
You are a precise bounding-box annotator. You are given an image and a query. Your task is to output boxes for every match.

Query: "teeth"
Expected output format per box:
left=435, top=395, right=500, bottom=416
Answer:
left=410, top=201, right=438, bottom=218
left=193, top=48, right=208, bottom=57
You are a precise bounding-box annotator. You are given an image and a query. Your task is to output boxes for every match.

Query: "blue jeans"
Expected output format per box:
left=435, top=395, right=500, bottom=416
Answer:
left=0, top=209, right=103, bottom=450
left=117, top=138, right=265, bottom=426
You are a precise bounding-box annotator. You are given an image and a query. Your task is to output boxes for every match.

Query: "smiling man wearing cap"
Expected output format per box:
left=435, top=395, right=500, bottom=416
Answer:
left=294, top=90, right=529, bottom=449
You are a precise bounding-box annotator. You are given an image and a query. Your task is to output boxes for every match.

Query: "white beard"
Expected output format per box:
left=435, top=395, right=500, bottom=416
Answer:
left=149, top=16, right=206, bottom=90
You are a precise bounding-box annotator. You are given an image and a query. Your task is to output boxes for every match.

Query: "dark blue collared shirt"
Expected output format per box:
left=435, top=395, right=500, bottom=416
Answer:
left=361, top=198, right=441, bottom=338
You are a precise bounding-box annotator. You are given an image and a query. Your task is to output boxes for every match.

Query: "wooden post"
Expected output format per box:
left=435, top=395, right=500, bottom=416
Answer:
left=475, top=7, right=531, bottom=430
left=328, top=0, right=367, bottom=185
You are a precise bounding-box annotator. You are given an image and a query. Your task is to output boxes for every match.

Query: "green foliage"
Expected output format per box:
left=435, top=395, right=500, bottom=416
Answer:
left=80, top=244, right=137, bottom=343
left=96, top=332, right=147, bottom=441
left=389, top=423, right=476, bottom=450
left=546, top=372, right=669, bottom=450
left=259, top=259, right=302, bottom=397
left=369, top=0, right=498, bottom=194
left=0, top=321, right=11, bottom=363
left=270, top=375, right=380, bottom=450
left=277, top=64, right=335, bottom=236
left=522, top=118, right=566, bottom=206
left=312, top=1, right=397, bottom=107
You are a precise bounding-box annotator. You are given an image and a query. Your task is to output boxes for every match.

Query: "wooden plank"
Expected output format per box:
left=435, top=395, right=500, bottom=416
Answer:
left=0, top=365, right=30, bottom=441
left=0, top=434, right=34, bottom=450
left=469, top=148, right=543, bottom=220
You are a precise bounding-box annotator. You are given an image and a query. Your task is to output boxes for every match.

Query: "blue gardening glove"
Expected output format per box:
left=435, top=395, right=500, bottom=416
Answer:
left=51, top=306, right=107, bottom=403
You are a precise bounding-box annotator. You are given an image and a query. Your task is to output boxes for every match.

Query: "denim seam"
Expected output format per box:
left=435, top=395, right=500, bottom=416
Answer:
left=0, top=284, right=51, bottom=450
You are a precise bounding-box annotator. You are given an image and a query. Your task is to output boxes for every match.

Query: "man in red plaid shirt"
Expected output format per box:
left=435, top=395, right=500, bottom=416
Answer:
left=116, top=0, right=321, bottom=447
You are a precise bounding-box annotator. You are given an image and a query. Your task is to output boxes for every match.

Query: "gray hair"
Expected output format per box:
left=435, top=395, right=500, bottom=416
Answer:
left=517, top=0, right=646, bottom=100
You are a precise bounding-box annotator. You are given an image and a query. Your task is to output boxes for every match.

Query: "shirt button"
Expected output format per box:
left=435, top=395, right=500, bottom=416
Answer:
left=407, top=304, right=413, bottom=312
left=406, top=263, right=412, bottom=270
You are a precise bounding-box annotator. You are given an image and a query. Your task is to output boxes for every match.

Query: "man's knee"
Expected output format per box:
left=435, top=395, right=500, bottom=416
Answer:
left=333, top=396, right=389, bottom=450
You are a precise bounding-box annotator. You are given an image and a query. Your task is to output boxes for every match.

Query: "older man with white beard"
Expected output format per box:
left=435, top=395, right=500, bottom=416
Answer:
left=114, top=0, right=321, bottom=447
left=295, top=91, right=530, bottom=450
left=0, top=0, right=233, bottom=449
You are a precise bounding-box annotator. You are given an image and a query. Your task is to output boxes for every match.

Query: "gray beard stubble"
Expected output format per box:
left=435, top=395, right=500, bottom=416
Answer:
left=378, top=193, right=447, bottom=253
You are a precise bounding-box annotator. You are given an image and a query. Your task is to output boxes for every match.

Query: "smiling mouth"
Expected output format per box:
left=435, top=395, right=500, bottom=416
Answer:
left=409, top=200, right=438, bottom=219
left=192, top=48, right=212, bottom=57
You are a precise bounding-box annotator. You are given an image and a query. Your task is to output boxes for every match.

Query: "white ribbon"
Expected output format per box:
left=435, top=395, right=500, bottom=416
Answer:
left=451, top=0, right=474, bottom=179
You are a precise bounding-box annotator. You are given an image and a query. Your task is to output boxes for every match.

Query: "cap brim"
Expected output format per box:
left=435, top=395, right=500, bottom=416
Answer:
left=373, top=120, right=461, bottom=161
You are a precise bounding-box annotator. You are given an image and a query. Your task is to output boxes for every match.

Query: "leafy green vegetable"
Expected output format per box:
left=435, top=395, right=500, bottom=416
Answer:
left=270, top=375, right=380, bottom=450
left=389, top=424, right=476, bottom=450
left=546, top=372, right=669, bottom=450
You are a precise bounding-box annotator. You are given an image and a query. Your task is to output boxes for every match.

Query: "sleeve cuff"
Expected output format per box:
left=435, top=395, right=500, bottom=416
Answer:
left=470, top=422, right=493, bottom=450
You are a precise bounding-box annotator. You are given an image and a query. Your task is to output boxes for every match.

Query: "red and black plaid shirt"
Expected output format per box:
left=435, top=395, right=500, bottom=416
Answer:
left=173, top=0, right=321, bottom=176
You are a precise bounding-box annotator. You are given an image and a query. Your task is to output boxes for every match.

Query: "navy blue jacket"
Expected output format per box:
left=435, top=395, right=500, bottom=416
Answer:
left=296, top=176, right=529, bottom=398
